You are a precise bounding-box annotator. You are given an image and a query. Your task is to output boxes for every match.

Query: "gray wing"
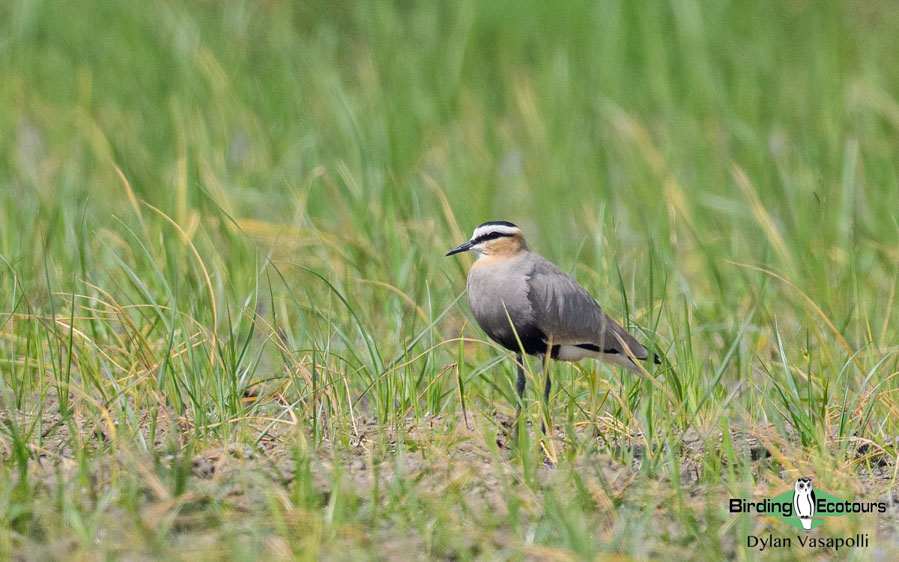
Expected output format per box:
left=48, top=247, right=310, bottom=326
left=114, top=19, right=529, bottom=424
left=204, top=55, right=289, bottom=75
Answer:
left=524, top=253, right=648, bottom=359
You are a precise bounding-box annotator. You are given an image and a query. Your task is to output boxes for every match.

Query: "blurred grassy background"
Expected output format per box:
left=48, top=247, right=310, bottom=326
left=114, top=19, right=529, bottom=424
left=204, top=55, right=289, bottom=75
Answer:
left=2, top=0, right=898, bottom=559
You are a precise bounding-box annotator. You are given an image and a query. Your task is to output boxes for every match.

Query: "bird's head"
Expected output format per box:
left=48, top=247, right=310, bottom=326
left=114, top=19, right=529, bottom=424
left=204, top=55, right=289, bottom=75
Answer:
left=445, top=221, right=527, bottom=259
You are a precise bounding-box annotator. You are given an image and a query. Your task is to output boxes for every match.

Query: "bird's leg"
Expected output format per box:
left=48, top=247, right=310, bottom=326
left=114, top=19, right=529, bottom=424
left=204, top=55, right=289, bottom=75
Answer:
left=515, top=354, right=527, bottom=401
left=540, top=357, right=551, bottom=435
left=543, top=370, right=552, bottom=403
left=514, top=353, right=526, bottom=439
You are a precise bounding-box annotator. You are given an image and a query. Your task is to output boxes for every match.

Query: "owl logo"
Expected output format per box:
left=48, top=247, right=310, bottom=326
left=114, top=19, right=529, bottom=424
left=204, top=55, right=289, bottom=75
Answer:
left=793, top=477, right=816, bottom=532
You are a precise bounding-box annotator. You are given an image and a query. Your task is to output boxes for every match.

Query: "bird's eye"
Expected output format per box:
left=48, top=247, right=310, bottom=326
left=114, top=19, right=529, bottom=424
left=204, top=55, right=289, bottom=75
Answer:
left=473, top=230, right=510, bottom=245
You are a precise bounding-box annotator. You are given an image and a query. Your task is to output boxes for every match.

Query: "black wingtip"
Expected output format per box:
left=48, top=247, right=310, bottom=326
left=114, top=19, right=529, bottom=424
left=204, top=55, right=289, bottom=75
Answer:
left=652, top=354, right=662, bottom=365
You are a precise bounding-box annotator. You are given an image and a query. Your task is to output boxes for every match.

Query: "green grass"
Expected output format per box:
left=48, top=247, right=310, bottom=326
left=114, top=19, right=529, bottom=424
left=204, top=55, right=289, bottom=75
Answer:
left=2, top=0, right=899, bottom=559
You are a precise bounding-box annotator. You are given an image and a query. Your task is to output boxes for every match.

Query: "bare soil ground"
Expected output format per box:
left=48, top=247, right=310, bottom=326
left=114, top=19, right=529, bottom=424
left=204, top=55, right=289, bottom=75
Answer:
left=6, top=397, right=899, bottom=559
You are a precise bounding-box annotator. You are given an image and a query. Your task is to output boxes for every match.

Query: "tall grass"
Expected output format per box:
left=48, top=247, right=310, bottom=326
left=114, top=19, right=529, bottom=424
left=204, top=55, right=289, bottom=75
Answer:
left=1, top=0, right=898, bottom=558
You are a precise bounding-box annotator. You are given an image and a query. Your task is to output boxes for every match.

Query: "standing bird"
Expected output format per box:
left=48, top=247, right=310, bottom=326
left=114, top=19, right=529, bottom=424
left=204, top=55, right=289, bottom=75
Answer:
left=446, top=221, right=660, bottom=430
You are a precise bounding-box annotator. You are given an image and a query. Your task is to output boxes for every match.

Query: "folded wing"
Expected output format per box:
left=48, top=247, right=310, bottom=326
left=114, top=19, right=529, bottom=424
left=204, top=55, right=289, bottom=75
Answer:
left=524, top=254, right=648, bottom=360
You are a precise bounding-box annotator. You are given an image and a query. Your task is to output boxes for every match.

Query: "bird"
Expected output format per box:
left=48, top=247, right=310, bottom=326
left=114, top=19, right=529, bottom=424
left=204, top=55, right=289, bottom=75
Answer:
left=793, top=477, right=816, bottom=532
left=445, top=220, right=660, bottom=432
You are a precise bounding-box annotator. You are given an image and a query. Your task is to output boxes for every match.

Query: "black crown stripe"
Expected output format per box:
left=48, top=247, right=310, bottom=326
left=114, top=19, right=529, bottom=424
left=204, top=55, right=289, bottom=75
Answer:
left=477, top=220, right=517, bottom=229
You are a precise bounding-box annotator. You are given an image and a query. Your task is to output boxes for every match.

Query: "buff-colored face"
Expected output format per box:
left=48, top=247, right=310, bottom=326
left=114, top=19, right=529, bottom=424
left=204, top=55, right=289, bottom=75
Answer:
left=476, top=235, right=524, bottom=257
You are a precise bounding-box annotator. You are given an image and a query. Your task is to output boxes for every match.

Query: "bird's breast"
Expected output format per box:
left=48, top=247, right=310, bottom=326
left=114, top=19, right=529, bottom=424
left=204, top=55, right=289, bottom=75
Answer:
left=466, top=257, right=542, bottom=353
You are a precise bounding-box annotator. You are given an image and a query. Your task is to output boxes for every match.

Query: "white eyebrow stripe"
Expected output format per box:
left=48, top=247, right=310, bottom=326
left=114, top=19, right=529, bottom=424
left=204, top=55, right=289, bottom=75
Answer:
left=471, top=225, right=520, bottom=240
